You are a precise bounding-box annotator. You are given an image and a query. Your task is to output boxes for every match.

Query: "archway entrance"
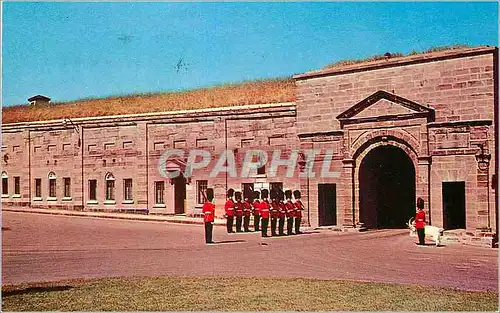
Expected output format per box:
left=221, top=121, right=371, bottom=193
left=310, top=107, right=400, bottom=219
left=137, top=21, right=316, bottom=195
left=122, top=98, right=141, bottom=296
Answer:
left=359, top=145, right=415, bottom=228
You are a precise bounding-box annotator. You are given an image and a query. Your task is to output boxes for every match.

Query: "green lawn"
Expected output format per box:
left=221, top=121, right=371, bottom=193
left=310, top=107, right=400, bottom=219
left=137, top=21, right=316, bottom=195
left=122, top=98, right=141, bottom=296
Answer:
left=2, top=276, right=498, bottom=311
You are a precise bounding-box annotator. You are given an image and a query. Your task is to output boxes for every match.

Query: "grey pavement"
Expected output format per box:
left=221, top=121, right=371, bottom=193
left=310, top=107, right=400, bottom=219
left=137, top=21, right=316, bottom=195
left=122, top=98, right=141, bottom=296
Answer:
left=2, top=210, right=498, bottom=292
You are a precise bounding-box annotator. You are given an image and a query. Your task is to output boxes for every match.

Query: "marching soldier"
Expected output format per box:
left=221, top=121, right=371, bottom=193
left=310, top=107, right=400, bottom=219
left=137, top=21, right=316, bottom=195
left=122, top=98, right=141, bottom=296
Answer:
left=270, top=188, right=279, bottom=236
left=234, top=191, right=244, bottom=232
left=224, top=188, right=235, bottom=233
left=202, top=188, right=215, bottom=244
left=277, top=189, right=286, bottom=236
left=285, top=190, right=295, bottom=235
left=243, top=195, right=252, bottom=232
left=252, top=190, right=261, bottom=232
left=259, top=189, right=270, bottom=237
left=293, top=190, right=305, bottom=234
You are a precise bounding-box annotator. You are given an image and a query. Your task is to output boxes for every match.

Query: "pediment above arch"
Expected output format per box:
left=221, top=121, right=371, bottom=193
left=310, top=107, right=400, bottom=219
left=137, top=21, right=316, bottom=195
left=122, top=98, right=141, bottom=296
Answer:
left=337, top=90, right=435, bottom=127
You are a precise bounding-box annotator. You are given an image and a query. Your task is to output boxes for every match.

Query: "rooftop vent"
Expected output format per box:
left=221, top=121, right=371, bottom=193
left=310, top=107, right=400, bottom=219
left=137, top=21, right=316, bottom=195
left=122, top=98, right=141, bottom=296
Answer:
left=28, top=95, right=51, bottom=106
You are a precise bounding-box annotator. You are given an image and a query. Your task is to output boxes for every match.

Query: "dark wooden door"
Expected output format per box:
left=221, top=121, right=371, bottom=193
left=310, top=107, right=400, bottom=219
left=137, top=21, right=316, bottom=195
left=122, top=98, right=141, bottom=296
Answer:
left=318, top=184, right=337, bottom=226
left=442, top=182, right=466, bottom=229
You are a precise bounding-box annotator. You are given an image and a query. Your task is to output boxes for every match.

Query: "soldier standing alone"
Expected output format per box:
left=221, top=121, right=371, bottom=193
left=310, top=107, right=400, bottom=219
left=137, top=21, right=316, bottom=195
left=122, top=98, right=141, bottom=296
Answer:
left=224, top=188, right=235, bottom=233
left=202, top=188, right=215, bottom=244
left=293, top=190, right=304, bottom=234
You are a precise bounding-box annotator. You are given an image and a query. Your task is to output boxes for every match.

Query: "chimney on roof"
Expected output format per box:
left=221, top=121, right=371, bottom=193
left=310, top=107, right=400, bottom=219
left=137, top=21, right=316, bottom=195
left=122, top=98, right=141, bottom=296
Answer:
left=28, top=95, right=51, bottom=106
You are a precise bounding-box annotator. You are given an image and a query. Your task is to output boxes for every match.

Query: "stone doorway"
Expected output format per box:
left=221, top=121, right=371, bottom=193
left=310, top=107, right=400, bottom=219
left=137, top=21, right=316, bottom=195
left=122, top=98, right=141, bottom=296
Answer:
left=359, top=145, right=415, bottom=228
left=173, top=174, right=186, bottom=214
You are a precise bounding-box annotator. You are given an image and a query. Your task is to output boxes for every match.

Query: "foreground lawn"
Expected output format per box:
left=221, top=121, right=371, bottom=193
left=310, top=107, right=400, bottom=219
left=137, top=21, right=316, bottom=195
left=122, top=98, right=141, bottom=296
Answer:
left=2, top=276, right=498, bottom=311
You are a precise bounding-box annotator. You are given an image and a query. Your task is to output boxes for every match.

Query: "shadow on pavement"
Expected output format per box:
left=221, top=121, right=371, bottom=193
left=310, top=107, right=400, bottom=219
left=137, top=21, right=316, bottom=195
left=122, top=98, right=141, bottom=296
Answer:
left=215, top=240, right=246, bottom=244
left=3, top=285, right=73, bottom=297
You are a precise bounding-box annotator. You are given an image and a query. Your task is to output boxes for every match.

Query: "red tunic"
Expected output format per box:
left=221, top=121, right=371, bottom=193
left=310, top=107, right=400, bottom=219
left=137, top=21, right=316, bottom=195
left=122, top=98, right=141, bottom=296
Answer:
left=415, top=210, right=425, bottom=229
left=285, top=200, right=295, bottom=218
left=224, top=199, right=235, bottom=217
left=243, top=201, right=252, bottom=217
left=270, top=202, right=279, bottom=218
left=252, top=201, right=260, bottom=216
left=235, top=202, right=244, bottom=217
left=278, top=202, right=286, bottom=219
left=202, top=202, right=215, bottom=223
left=294, top=200, right=304, bottom=218
left=259, top=200, right=270, bottom=219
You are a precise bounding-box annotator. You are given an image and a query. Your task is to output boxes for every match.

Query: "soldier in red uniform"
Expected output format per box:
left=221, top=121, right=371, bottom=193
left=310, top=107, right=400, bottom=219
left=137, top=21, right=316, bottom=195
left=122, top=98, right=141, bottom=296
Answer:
left=259, top=189, right=270, bottom=237
left=285, top=189, right=295, bottom=235
left=224, top=188, right=235, bottom=233
left=293, top=190, right=305, bottom=234
left=277, top=189, right=286, bottom=236
left=270, top=188, right=279, bottom=236
left=415, top=197, right=426, bottom=245
left=234, top=191, right=244, bottom=232
left=243, top=195, right=252, bottom=232
left=252, top=190, right=261, bottom=232
left=202, top=188, right=215, bottom=244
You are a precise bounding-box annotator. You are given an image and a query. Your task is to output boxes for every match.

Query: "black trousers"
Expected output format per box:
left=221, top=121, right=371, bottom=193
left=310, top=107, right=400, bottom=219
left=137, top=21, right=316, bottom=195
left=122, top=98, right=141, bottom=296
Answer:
left=205, top=222, right=213, bottom=243
left=226, top=216, right=234, bottom=233
left=254, top=215, right=260, bottom=231
left=417, top=228, right=425, bottom=245
left=295, top=217, right=302, bottom=234
left=243, top=216, right=251, bottom=232
left=271, top=218, right=278, bottom=235
left=287, top=217, right=294, bottom=235
left=236, top=216, right=243, bottom=232
left=278, top=218, right=285, bottom=235
left=261, top=218, right=269, bottom=237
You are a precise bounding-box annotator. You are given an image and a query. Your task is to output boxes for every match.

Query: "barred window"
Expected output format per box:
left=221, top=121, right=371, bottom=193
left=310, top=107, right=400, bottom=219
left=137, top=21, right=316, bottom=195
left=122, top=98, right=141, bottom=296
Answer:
left=64, top=178, right=71, bottom=198
left=105, top=173, right=115, bottom=201
left=155, top=181, right=165, bottom=204
left=89, top=180, right=97, bottom=201
left=124, top=179, right=133, bottom=201
left=197, top=180, right=208, bottom=204
left=35, top=179, right=42, bottom=197
left=14, top=176, right=20, bottom=195
left=2, top=172, right=8, bottom=195
left=48, top=172, right=56, bottom=198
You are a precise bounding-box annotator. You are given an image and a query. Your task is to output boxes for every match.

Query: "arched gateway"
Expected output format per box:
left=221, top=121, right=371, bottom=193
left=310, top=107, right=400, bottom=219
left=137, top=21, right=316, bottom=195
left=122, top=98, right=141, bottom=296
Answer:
left=358, top=145, right=415, bottom=229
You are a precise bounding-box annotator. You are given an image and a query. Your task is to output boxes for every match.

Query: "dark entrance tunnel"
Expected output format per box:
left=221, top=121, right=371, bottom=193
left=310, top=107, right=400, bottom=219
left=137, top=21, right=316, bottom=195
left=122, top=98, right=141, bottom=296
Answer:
left=359, top=145, right=416, bottom=229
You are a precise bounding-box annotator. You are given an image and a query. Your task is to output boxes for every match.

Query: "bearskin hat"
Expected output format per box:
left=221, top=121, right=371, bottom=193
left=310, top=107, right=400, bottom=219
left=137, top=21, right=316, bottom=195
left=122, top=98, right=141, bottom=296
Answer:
left=276, top=188, right=285, bottom=201
left=234, top=191, right=242, bottom=201
left=261, top=189, right=269, bottom=199
left=253, top=190, right=260, bottom=200
left=227, top=188, right=234, bottom=198
left=206, top=188, right=214, bottom=202
left=284, top=189, right=292, bottom=199
left=293, top=190, right=301, bottom=199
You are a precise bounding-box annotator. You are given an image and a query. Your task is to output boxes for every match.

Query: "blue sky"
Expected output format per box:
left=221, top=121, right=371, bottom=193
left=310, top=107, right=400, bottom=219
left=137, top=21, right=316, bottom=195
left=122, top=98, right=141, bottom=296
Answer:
left=2, top=2, right=498, bottom=106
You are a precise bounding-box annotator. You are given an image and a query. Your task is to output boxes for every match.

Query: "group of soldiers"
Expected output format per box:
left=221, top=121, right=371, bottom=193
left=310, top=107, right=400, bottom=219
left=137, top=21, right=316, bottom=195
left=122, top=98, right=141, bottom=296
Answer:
left=201, top=187, right=306, bottom=244
left=224, top=187, right=305, bottom=238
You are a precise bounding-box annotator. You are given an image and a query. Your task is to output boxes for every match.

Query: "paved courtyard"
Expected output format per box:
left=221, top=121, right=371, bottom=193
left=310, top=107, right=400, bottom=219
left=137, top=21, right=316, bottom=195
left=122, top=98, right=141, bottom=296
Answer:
left=2, top=211, right=497, bottom=291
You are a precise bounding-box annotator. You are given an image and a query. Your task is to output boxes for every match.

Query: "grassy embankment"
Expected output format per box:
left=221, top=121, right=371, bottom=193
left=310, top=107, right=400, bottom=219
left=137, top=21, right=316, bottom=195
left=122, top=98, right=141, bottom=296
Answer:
left=2, top=276, right=497, bottom=311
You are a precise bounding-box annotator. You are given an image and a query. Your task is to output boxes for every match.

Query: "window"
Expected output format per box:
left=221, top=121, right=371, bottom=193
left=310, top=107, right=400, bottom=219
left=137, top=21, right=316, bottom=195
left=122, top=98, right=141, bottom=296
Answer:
left=14, top=176, right=20, bottom=195
left=89, top=180, right=97, bottom=201
left=155, top=181, right=165, bottom=204
left=105, top=173, right=115, bottom=201
left=35, top=179, right=42, bottom=197
left=48, top=172, right=56, bottom=198
left=2, top=172, right=8, bottom=196
left=196, top=180, right=208, bottom=204
left=124, top=179, right=133, bottom=201
left=64, top=178, right=71, bottom=198
left=269, top=182, right=283, bottom=193
left=242, top=183, right=254, bottom=200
